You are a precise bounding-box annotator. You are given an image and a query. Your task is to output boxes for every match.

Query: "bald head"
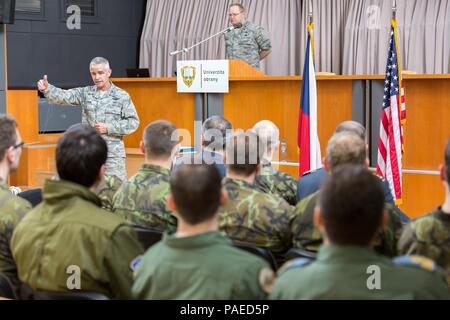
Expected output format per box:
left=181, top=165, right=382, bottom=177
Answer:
left=326, top=132, right=367, bottom=172
left=253, top=120, right=279, bottom=160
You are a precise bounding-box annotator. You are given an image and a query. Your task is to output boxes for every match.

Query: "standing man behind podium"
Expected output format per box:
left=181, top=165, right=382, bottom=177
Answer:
left=225, top=3, right=272, bottom=69
left=37, top=57, right=139, bottom=181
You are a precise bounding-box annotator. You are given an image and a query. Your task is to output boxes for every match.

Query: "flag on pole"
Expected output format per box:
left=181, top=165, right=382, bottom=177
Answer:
left=376, top=18, right=406, bottom=204
left=298, top=22, right=321, bottom=177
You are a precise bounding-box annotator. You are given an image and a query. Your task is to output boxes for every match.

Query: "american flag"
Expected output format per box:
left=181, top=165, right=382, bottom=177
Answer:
left=376, top=19, right=406, bottom=204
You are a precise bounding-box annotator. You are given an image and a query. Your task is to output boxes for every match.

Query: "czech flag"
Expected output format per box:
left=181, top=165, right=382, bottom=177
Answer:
left=298, top=22, right=321, bottom=177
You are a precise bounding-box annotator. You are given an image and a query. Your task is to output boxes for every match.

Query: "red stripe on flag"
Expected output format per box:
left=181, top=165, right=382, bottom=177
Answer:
left=387, top=108, right=402, bottom=200
left=299, top=110, right=311, bottom=176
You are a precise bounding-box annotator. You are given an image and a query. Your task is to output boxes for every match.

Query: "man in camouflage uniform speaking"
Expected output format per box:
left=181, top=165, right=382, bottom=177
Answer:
left=37, top=57, right=139, bottom=181
left=224, top=3, right=272, bottom=69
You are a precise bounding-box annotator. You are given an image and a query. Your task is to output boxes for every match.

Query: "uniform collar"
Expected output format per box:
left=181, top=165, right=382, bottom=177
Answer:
left=223, top=177, right=256, bottom=190
left=93, top=82, right=116, bottom=96
left=317, top=244, right=382, bottom=263
left=140, top=164, right=170, bottom=176
left=163, top=231, right=230, bottom=249
left=43, top=179, right=102, bottom=207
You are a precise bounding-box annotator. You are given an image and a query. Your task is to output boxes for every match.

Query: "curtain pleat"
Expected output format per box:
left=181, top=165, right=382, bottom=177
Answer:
left=140, top=0, right=450, bottom=77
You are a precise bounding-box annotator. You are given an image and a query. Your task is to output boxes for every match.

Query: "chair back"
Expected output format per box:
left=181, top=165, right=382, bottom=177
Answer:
left=132, top=225, right=164, bottom=250
left=233, top=243, right=277, bottom=270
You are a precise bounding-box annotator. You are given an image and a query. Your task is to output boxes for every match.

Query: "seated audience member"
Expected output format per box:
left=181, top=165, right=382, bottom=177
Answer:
left=291, top=132, right=404, bottom=257
left=11, top=124, right=143, bottom=299
left=175, top=116, right=232, bottom=178
left=97, top=174, right=123, bottom=211
left=219, top=131, right=293, bottom=266
left=132, top=164, right=273, bottom=299
left=0, top=115, right=32, bottom=293
left=398, top=139, right=450, bottom=284
left=270, top=165, right=450, bottom=300
left=297, top=120, right=402, bottom=213
left=253, top=120, right=297, bottom=205
left=112, top=120, right=179, bottom=232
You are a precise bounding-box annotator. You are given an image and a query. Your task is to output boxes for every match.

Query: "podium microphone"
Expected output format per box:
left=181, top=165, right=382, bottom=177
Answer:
left=170, top=26, right=237, bottom=57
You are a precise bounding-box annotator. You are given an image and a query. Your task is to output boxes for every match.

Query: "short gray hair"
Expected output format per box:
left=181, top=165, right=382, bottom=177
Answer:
left=252, top=120, right=279, bottom=155
left=89, top=57, right=110, bottom=70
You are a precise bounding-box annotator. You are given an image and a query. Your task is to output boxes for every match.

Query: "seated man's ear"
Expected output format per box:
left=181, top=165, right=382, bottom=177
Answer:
left=139, top=141, right=145, bottom=154
left=220, top=188, right=228, bottom=207
left=98, top=164, right=106, bottom=182
left=167, top=193, right=177, bottom=212
left=313, top=206, right=324, bottom=228
left=439, top=164, right=447, bottom=183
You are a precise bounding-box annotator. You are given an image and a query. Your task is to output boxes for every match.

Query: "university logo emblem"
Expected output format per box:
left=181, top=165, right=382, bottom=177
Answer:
left=181, top=66, right=196, bottom=87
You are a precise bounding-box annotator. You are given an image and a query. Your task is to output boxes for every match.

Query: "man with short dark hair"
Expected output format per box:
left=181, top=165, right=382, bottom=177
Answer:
left=398, top=139, right=450, bottom=284
left=176, top=115, right=232, bottom=178
left=219, top=131, right=293, bottom=266
left=253, top=120, right=297, bottom=205
left=11, top=124, right=143, bottom=299
left=0, top=115, right=31, bottom=294
left=113, top=120, right=179, bottom=232
left=270, top=165, right=450, bottom=299
left=132, top=164, right=273, bottom=299
left=291, top=132, right=404, bottom=257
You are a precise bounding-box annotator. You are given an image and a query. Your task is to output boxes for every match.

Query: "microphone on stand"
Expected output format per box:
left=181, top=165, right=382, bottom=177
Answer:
left=169, top=26, right=238, bottom=57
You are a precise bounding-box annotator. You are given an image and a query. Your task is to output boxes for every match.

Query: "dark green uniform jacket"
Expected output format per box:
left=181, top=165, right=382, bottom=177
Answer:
left=270, top=245, right=450, bottom=300
left=0, top=180, right=32, bottom=292
left=132, top=231, right=270, bottom=300
left=11, top=179, right=144, bottom=299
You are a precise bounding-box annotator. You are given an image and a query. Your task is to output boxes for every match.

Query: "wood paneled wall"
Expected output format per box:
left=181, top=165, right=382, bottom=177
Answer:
left=114, top=79, right=195, bottom=148
left=6, top=76, right=450, bottom=219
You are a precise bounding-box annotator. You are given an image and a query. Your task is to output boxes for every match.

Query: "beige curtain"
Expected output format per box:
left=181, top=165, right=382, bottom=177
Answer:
left=140, top=0, right=450, bottom=77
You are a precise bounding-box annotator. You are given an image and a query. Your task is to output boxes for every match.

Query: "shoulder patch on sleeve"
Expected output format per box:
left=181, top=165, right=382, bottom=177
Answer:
left=392, top=255, right=437, bottom=273
left=277, top=258, right=313, bottom=275
left=258, top=267, right=275, bottom=294
left=130, top=255, right=142, bottom=275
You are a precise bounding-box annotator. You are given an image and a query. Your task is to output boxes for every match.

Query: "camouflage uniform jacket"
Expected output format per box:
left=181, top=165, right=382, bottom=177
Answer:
left=255, top=160, right=298, bottom=206
left=42, top=83, right=139, bottom=160
left=291, top=190, right=404, bottom=257
left=224, top=21, right=272, bottom=69
left=112, top=164, right=177, bottom=232
left=219, top=177, right=294, bottom=265
left=0, top=181, right=32, bottom=292
left=398, top=207, right=450, bottom=284
left=11, top=179, right=144, bottom=299
left=97, top=175, right=123, bottom=211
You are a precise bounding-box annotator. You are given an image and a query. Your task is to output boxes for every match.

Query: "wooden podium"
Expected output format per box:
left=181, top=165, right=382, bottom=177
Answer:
left=228, top=60, right=266, bottom=78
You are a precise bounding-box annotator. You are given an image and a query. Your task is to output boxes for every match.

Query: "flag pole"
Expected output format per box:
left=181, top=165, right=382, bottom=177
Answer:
left=392, top=0, right=397, bottom=20
left=308, top=0, right=314, bottom=59
left=308, top=0, right=313, bottom=24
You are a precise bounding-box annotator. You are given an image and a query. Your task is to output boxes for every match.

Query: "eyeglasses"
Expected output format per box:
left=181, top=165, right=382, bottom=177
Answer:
left=12, top=141, right=25, bottom=149
left=228, top=12, right=242, bottom=17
